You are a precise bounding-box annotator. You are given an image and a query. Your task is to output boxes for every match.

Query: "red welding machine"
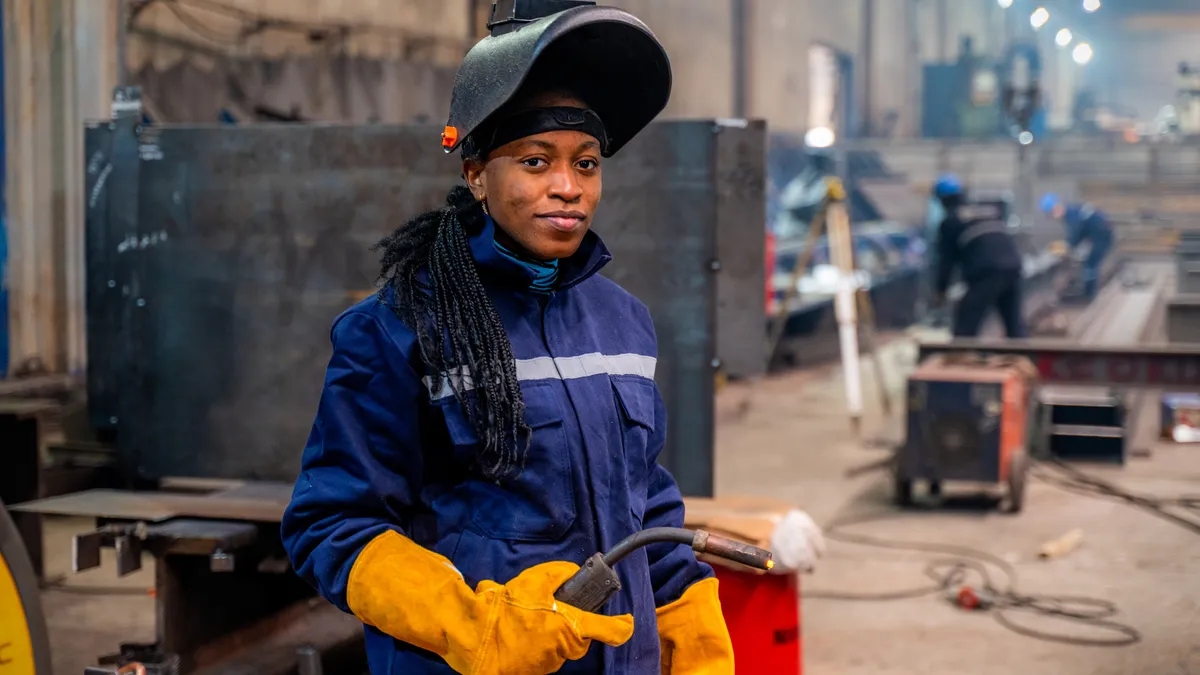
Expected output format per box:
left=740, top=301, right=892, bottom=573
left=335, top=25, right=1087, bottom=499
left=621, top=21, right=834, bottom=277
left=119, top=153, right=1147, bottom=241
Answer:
left=896, top=354, right=1039, bottom=512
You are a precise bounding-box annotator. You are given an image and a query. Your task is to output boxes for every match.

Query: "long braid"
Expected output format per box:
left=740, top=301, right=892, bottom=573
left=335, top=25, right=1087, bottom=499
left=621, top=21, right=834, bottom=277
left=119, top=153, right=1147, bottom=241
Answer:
left=373, top=186, right=531, bottom=479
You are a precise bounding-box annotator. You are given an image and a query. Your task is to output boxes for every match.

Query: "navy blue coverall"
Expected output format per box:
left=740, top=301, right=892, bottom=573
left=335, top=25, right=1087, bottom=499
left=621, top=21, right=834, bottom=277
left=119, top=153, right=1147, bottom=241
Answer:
left=936, top=202, right=1028, bottom=339
left=280, top=215, right=713, bottom=674
left=1062, top=203, right=1114, bottom=299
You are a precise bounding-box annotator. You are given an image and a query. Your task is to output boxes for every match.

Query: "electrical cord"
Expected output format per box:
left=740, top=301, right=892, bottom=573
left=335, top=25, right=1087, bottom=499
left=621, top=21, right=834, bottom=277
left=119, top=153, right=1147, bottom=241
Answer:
left=1032, top=458, right=1200, bottom=536
left=804, top=510, right=1142, bottom=647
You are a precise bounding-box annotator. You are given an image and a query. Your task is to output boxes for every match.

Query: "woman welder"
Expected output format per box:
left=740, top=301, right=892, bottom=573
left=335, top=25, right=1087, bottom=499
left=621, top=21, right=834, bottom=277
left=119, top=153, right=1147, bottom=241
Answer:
left=280, top=3, right=735, bottom=674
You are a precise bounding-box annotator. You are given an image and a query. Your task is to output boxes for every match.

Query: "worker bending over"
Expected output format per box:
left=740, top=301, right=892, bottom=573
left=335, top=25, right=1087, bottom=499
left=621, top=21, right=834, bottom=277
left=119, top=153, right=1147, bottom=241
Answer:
left=933, top=175, right=1028, bottom=338
left=1041, top=194, right=1114, bottom=300
left=280, top=3, right=733, bottom=674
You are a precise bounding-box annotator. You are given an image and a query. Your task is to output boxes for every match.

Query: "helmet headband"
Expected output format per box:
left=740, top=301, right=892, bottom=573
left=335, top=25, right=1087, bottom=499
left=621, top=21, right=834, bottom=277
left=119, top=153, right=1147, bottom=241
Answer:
left=465, top=107, right=609, bottom=159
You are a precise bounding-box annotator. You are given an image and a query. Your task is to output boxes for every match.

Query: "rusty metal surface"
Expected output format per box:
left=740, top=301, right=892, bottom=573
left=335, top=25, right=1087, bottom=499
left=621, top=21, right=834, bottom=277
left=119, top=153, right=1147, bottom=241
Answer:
left=918, top=340, right=1200, bottom=390
left=85, top=117, right=765, bottom=495
left=10, top=486, right=291, bottom=523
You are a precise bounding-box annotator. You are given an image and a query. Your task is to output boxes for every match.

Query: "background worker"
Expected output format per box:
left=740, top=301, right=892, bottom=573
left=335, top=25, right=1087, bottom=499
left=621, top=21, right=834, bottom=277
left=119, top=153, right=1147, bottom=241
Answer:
left=1041, top=194, right=1114, bottom=300
left=933, top=174, right=1028, bottom=339
left=280, top=2, right=734, bottom=674
left=922, top=179, right=949, bottom=325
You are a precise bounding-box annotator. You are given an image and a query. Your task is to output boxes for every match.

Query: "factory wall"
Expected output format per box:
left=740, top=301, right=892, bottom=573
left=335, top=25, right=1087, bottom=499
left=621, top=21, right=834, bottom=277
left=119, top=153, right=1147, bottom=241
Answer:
left=605, top=0, right=735, bottom=121
left=126, top=0, right=469, bottom=70
left=4, top=0, right=118, bottom=374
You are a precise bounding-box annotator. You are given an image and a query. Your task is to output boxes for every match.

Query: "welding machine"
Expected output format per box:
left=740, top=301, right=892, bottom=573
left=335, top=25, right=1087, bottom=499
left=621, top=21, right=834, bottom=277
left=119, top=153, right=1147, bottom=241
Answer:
left=896, top=353, right=1039, bottom=512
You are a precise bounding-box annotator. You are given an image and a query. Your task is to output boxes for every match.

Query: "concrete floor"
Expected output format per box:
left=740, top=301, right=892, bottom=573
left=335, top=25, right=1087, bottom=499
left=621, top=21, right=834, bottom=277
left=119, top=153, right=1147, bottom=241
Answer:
left=35, top=336, right=1200, bottom=674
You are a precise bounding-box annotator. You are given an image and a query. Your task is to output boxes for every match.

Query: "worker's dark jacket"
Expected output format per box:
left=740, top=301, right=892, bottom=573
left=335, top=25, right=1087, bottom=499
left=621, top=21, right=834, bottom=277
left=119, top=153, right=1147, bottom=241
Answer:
left=1064, top=203, right=1114, bottom=254
left=281, top=215, right=713, bottom=674
left=936, top=203, right=1023, bottom=294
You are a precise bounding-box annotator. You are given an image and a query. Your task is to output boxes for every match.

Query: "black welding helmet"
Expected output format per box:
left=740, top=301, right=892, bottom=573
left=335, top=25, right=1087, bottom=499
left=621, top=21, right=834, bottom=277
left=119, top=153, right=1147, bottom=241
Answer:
left=441, top=0, right=672, bottom=158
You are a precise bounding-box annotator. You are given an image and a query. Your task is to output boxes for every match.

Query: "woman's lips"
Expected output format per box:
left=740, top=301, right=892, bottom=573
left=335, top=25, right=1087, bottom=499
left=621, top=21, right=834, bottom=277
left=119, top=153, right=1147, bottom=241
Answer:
left=537, top=212, right=586, bottom=232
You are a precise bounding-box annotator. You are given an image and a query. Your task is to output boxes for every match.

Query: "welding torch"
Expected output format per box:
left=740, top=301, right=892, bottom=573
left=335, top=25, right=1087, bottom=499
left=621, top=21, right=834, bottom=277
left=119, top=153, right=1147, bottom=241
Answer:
left=554, top=527, right=775, bottom=613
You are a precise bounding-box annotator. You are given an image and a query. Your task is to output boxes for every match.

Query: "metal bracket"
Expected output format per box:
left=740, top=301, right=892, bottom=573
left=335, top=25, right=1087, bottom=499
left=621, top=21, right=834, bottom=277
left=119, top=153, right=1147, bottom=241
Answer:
left=72, top=519, right=259, bottom=578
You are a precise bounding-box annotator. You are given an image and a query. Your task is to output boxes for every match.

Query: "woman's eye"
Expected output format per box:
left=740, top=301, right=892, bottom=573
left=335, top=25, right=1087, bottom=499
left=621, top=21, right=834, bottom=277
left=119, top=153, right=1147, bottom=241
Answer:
left=522, top=157, right=547, bottom=168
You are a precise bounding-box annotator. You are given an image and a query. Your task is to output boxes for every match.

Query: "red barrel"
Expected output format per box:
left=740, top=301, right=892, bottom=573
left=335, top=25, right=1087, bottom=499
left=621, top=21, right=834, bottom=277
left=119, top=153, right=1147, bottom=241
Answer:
left=715, top=566, right=802, bottom=674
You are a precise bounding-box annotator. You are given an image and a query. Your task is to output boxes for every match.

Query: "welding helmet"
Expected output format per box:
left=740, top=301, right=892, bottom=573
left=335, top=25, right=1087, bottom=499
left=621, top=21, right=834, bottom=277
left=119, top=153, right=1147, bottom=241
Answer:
left=1040, top=193, right=1062, bottom=215
left=933, top=174, right=963, bottom=199
left=441, top=0, right=671, bottom=159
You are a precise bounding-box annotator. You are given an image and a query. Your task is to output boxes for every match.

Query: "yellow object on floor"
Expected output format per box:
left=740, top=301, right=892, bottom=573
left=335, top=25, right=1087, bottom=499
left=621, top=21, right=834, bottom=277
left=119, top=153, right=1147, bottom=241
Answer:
left=1048, top=240, right=1069, bottom=257
left=656, top=577, right=735, bottom=674
left=347, top=530, right=634, bottom=675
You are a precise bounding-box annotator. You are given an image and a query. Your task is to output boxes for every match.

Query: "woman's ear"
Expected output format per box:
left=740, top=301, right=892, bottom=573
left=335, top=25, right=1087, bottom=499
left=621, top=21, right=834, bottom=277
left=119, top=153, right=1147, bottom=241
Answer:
left=462, top=159, right=487, bottom=200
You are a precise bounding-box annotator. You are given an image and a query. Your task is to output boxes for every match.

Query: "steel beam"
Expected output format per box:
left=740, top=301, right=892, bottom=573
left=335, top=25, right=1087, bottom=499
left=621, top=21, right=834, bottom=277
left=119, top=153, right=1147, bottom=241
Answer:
left=918, top=339, right=1200, bottom=391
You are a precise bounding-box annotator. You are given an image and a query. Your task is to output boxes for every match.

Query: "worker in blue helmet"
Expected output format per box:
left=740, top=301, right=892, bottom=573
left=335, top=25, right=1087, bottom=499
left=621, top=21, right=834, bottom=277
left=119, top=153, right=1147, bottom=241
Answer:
left=1041, top=193, right=1113, bottom=300
left=933, top=174, right=1028, bottom=338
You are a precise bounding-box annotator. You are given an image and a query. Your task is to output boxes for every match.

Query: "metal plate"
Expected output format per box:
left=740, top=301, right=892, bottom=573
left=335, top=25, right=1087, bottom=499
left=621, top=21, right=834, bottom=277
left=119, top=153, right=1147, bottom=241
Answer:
left=713, top=120, right=767, bottom=380
left=919, top=340, right=1200, bottom=390
left=85, top=117, right=767, bottom=496
left=11, top=486, right=292, bottom=523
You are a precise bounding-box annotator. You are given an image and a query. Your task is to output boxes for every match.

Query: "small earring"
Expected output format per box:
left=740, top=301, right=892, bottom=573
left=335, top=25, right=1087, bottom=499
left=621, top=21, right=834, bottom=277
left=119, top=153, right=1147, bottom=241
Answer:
left=480, top=198, right=490, bottom=216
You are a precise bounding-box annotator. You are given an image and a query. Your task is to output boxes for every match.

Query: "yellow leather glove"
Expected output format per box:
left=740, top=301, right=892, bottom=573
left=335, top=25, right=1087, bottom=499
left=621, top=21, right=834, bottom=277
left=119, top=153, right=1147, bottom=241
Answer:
left=656, top=577, right=735, bottom=674
left=347, top=530, right=634, bottom=675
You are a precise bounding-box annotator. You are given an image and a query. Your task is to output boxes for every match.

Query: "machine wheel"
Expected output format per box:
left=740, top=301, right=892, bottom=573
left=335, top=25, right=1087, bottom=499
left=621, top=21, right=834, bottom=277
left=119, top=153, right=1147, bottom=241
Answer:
left=0, top=500, right=53, bottom=674
left=1003, top=452, right=1030, bottom=514
left=894, top=475, right=914, bottom=507
left=928, top=481, right=943, bottom=498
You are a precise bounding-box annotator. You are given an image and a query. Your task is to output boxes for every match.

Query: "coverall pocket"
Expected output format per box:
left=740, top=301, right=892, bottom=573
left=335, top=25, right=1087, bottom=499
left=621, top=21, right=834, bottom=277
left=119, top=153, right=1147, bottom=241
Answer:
left=612, top=377, right=656, bottom=524
left=440, top=382, right=577, bottom=542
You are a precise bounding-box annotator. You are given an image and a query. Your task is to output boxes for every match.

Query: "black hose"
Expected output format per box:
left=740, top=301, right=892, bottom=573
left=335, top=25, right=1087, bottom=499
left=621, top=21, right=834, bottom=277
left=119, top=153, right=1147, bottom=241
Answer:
left=601, top=527, right=697, bottom=567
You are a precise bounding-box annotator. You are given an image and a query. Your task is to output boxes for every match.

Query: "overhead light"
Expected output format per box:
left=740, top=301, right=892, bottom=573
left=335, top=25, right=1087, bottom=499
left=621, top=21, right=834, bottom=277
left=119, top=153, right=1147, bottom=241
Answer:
left=1031, top=7, right=1050, bottom=29
left=804, top=126, right=836, bottom=149
left=1083, top=0, right=1101, bottom=12
left=1055, top=28, right=1074, bottom=47
left=1073, top=42, right=1094, bottom=65
left=998, top=0, right=1013, bottom=7
left=1018, top=131, right=1035, bottom=145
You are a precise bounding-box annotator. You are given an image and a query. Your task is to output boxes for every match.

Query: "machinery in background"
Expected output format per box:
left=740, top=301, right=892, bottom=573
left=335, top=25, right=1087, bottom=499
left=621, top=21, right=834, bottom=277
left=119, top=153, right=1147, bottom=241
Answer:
left=1176, top=62, right=1200, bottom=135
left=896, top=353, right=1037, bottom=512
left=909, top=339, right=1200, bottom=501
left=921, top=37, right=1044, bottom=141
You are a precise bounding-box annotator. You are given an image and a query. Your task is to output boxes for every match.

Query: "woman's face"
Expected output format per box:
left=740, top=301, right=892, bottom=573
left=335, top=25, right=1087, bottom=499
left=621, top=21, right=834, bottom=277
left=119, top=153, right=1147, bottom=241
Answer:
left=463, top=92, right=602, bottom=261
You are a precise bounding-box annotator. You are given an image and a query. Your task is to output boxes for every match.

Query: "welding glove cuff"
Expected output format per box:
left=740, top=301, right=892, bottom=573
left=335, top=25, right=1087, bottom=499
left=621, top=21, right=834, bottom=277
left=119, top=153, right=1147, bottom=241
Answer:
left=656, top=577, right=735, bottom=675
left=346, top=530, right=634, bottom=675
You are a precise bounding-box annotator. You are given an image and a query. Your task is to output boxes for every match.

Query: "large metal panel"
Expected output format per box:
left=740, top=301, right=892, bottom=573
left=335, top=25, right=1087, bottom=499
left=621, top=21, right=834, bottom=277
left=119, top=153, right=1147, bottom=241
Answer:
left=598, top=121, right=721, bottom=497
left=713, top=120, right=767, bottom=380
left=85, top=114, right=766, bottom=496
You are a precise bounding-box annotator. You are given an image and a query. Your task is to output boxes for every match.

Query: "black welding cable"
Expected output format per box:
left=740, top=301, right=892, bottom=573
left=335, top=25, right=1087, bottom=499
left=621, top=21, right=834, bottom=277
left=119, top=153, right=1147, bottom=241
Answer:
left=804, top=511, right=1142, bottom=648
left=1032, top=459, right=1200, bottom=536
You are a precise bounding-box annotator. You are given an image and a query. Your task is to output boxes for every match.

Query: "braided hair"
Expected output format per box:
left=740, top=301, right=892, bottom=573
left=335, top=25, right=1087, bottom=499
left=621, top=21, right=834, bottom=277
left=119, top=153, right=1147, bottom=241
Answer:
left=373, top=186, right=531, bottom=480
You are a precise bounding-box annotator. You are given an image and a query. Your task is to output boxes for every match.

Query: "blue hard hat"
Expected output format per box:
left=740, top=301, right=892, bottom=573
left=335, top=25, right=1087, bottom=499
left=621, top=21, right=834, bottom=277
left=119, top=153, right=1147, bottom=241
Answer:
left=933, top=174, right=963, bottom=198
left=1040, top=193, right=1062, bottom=214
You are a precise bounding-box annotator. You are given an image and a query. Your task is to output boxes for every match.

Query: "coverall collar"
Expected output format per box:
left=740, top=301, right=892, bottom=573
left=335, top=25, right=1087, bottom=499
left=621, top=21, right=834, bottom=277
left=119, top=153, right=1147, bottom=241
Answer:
left=469, top=213, right=612, bottom=292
